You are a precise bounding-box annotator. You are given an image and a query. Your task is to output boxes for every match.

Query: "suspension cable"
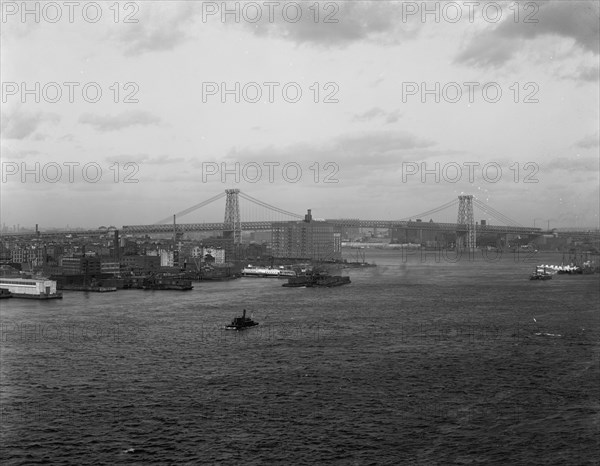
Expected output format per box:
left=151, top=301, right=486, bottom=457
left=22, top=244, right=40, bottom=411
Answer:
left=473, top=198, right=522, bottom=226
left=154, top=192, right=227, bottom=224
left=239, top=192, right=304, bottom=219
left=398, top=199, right=459, bottom=221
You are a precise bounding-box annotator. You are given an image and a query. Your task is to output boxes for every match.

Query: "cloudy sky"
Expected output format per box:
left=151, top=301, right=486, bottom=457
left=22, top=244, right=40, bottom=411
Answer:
left=1, top=0, right=599, bottom=229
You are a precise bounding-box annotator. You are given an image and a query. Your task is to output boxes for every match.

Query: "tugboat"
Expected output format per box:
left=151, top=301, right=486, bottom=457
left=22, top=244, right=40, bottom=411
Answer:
left=225, top=309, right=259, bottom=330
left=529, top=266, right=553, bottom=280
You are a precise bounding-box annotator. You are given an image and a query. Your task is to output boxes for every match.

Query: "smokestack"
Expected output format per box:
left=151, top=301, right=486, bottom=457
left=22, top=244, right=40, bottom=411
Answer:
left=114, top=230, right=120, bottom=262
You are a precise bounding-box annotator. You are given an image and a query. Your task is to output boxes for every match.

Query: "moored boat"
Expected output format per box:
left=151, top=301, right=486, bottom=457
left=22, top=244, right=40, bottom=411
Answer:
left=283, top=271, right=351, bottom=287
left=142, top=276, right=193, bottom=290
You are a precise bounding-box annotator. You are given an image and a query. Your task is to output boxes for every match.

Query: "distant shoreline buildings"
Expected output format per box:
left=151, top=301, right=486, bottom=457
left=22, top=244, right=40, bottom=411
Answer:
left=1, top=211, right=598, bottom=285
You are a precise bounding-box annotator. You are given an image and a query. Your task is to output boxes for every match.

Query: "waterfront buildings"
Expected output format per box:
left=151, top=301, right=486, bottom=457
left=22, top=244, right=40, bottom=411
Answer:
left=190, top=246, right=226, bottom=265
left=120, top=255, right=161, bottom=272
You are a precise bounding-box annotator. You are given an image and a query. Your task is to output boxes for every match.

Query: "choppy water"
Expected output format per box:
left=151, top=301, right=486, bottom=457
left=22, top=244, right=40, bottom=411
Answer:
left=1, top=250, right=599, bottom=465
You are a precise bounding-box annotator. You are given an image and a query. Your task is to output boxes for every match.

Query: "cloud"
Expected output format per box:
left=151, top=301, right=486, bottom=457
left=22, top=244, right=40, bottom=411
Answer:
left=110, top=2, right=200, bottom=56
left=574, top=64, right=600, bottom=82
left=109, top=2, right=421, bottom=54
left=0, top=147, right=40, bottom=159
left=456, top=1, right=599, bottom=68
left=105, top=154, right=185, bottom=165
left=332, top=131, right=435, bottom=159
left=353, top=107, right=386, bottom=122
left=217, top=131, right=438, bottom=180
left=352, top=108, right=402, bottom=124
left=575, top=133, right=600, bottom=149
left=58, top=134, right=75, bottom=142
left=385, top=111, right=402, bottom=124
left=455, top=34, right=516, bottom=68
left=79, top=111, right=161, bottom=132
left=240, top=1, right=420, bottom=46
left=543, top=156, right=600, bottom=173
left=0, top=111, right=60, bottom=140
left=182, top=130, right=444, bottom=191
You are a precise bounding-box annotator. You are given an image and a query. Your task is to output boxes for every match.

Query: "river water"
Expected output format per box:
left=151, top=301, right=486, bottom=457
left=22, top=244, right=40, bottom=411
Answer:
left=1, top=249, right=598, bottom=465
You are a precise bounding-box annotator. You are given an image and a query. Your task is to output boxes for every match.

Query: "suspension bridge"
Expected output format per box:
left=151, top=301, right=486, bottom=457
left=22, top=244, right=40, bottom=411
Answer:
left=7, top=190, right=599, bottom=245
left=118, top=190, right=542, bottom=248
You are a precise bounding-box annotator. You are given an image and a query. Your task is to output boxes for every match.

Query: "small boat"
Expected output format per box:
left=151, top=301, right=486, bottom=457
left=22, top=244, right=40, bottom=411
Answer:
left=529, top=266, right=553, bottom=280
left=225, top=309, right=259, bottom=330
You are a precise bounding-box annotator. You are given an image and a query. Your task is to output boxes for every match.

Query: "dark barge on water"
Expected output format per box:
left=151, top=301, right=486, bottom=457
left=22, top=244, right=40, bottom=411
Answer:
left=283, top=271, right=351, bottom=288
left=125, top=275, right=193, bottom=290
left=225, top=309, right=259, bottom=331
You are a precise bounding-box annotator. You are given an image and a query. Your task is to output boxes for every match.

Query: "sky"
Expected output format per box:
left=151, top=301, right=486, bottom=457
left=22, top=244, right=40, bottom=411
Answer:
left=1, top=0, right=599, bottom=230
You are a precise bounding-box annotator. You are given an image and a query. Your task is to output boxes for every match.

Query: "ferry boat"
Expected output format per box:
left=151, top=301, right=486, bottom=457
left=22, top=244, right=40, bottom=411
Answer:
left=225, top=309, right=259, bottom=330
left=241, top=265, right=297, bottom=278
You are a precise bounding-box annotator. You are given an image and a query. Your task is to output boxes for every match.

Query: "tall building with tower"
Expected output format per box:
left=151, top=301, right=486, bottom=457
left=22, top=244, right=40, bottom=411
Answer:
left=271, top=210, right=342, bottom=260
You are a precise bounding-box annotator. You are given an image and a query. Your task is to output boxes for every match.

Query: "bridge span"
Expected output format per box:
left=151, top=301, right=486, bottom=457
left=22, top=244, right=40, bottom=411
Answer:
left=2, top=191, right=584, bottom=239
left=121, top=220, right=542, bottom=236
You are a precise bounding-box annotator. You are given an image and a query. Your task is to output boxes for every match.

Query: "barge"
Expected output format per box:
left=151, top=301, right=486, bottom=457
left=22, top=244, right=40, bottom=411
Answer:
left=283, top=271, right=351, bottom=287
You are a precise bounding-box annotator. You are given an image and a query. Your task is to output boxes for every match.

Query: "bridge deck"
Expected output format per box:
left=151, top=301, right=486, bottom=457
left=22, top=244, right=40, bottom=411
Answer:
left=118, top=221, right=543, bottom=235
left=4, top=223, right=600, bottom=240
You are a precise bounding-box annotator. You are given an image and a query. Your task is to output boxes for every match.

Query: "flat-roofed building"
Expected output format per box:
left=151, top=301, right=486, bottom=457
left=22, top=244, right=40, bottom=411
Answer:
left=120, top=255, right=161, bottom=272
left=271, top=210, right=341, bottom=260
left=100, top=261, right=120, bottom=275
left=61, top=256, right=102, bottom=277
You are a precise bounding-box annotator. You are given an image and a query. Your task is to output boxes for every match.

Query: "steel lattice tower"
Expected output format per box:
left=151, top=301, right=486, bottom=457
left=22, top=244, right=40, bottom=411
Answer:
left=457, top=195, right=475, bottom=249
left=224, top=189, right=241, bottom=245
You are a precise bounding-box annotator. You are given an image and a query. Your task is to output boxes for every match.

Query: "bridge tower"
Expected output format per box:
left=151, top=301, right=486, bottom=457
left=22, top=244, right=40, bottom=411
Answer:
left=223, top=189, right=242, bottom=250
left=457, top=195, right=475, bottom=249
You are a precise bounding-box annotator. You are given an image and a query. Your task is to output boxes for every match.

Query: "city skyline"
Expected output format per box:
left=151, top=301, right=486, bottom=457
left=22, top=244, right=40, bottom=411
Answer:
left=1, top=1, right=599, bottom=229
